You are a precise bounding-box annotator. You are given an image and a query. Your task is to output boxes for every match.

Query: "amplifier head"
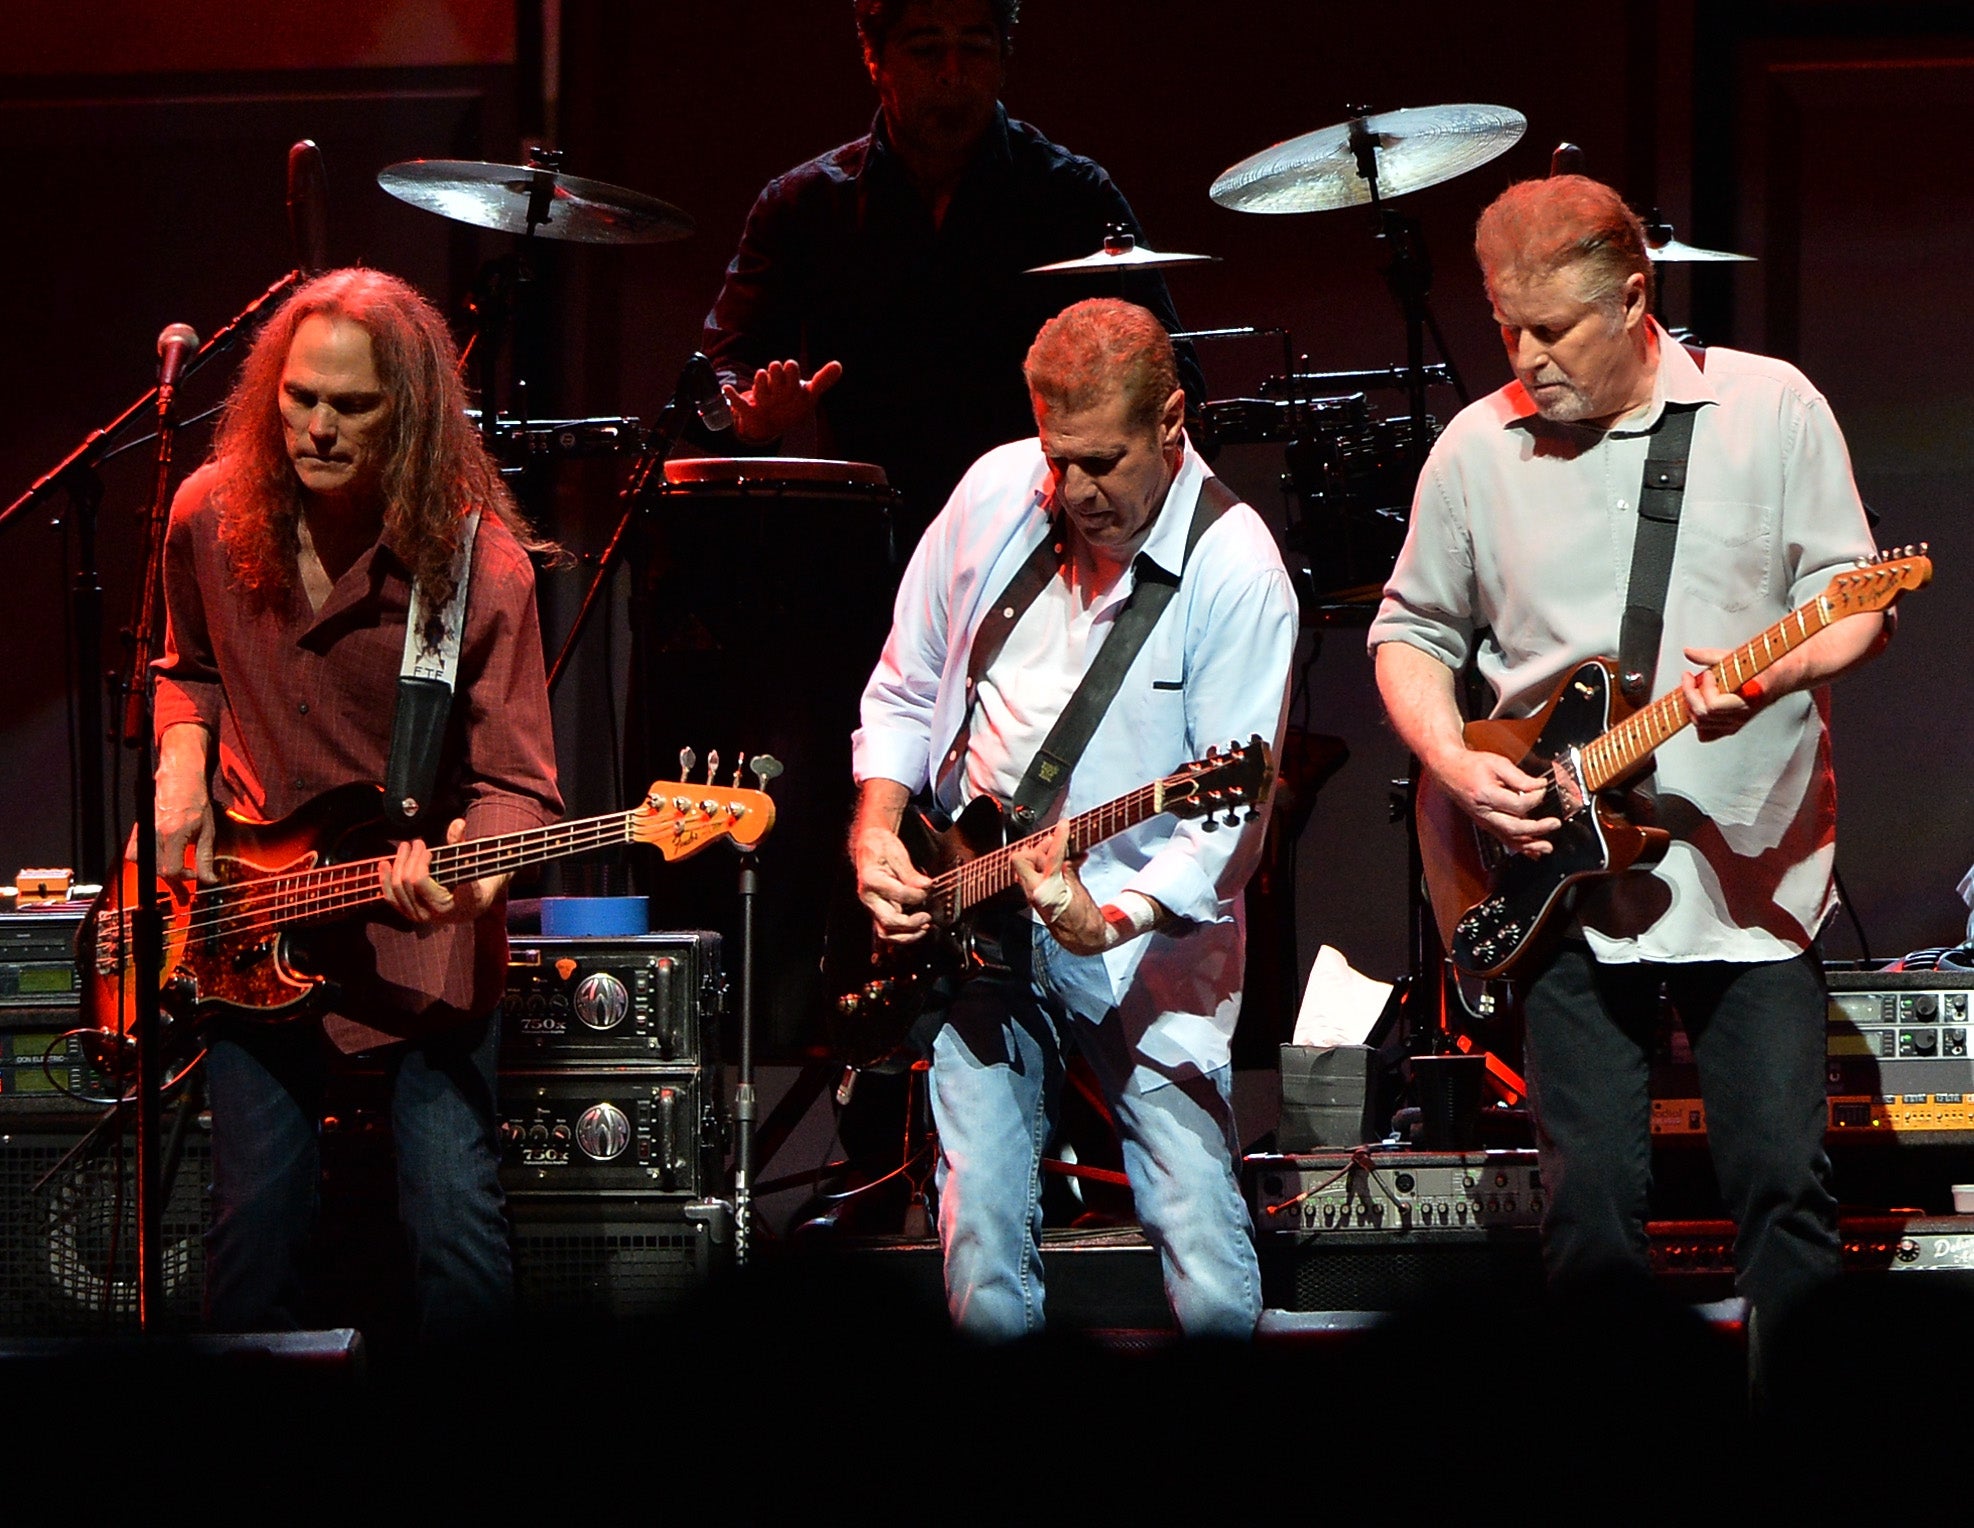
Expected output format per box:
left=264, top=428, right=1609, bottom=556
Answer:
left=502, top=932, right=724, bottom=1066
left=497, top=1068, right=725, bottom=1198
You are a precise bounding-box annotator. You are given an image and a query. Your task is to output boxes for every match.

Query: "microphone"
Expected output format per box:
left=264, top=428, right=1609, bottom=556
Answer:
left=682, top=351, right=734, bottom=433
left=286, top=139, right=330, bottom=277
left=156, top=322, right=200, bottom=414
left=1549, top=142, right=1586, bottom=178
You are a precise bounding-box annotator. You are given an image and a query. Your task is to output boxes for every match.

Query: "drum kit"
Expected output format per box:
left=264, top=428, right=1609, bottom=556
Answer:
left=373, top=108, right=1757, bottom=625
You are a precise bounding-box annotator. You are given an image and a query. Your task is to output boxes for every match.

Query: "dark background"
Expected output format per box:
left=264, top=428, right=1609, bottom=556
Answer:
left=3, top=1, right=1970, bottom=1058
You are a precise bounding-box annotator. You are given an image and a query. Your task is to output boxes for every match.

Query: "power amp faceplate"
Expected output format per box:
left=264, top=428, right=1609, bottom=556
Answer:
left=501, top=932, right=724, bottom=1066
left=497, top=1068, right=724, bottom=1197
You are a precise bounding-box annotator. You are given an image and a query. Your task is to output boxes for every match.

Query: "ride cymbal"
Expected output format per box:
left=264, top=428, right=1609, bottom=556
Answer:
left=1210, top=104, right=1527, bottom=214
left=378, top=158, right=694, bottom=243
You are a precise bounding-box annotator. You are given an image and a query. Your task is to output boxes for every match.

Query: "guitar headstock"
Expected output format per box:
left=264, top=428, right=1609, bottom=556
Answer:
left=630, top=755, right=779, bottom=862
left=1157, top=735, right=1275, bottom=829
left=1826, top=545, right=1933, bottom=617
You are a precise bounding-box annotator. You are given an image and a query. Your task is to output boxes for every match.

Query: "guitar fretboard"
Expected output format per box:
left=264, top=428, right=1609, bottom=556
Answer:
left=1577, top=597, right=1831, bottom=793
left=144, top=809, right=644, bottom=950
left=939, top=783, right=1170, bottom=919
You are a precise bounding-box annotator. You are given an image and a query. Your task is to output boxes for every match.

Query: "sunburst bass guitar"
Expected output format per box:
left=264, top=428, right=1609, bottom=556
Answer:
left=80, top=776, right=775, bottom=1036
left=1416, top=549, right=1931, bottom=979
left=827, top=737, right=1274, bottom=1071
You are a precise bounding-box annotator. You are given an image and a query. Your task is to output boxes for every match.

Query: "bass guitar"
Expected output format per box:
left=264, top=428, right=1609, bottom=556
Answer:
left=80, top=774, right=776, bottom=1038
left=827, top=737, right=1274, bottom=1071
left=1417, top=549, right=1931, bottom=979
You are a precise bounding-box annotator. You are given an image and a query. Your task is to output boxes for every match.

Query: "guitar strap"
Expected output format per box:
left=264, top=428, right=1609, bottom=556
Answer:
left=1616, top=391, right=1703, bottom=707
left=383, top=510, right=481, bottom=832
left=933, top=474, right=1239, bottom=827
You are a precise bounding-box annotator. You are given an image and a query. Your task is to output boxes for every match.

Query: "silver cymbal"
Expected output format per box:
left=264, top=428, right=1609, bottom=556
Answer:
left=1026, top=231, right=1220, bottom=274
left=377, top=158, right=694, bottom=244
left=1647, top=235, right=1755, bottom=263
left=1210, top=104, right=1527, bottom=214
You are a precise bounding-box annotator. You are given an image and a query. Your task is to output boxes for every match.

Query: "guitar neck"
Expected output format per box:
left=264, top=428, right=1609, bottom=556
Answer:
left=262, top=808, right=639, bottom=929
left=937, top=783, right=1166, bottom=917
left=1580, top=594, right=1835, bottom=792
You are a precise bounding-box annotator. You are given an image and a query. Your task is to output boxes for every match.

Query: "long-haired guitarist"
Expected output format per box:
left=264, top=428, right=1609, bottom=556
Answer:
left=149, top=268, right=562, bottom=1341
left=849, top=299, right=1297, bottom=1339
left=1369, top=177, right=1892, bottom=1325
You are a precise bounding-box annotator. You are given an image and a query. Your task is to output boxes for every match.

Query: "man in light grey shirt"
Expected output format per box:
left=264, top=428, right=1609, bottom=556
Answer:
left=1370, top=175, right=1891, bottom=1322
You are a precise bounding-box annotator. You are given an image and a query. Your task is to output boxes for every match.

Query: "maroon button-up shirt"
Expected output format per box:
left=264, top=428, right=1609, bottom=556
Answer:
left=155, top=463, right=563, bottom=1051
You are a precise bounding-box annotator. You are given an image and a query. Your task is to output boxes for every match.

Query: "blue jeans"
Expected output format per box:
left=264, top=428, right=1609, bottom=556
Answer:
left=927, top=920, right=1260, bottom=1340
left=203, top=1011, right=513, bottom=1343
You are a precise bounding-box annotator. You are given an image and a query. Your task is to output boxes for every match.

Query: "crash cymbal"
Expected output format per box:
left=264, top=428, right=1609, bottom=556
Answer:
left=1647, top=235, right=1755, bottom=263
left=1026, top=231, right=1220, bottom=274
left=1210, top=104, right=1527, bottom=214
left=378, top=158, right=694, bottom=244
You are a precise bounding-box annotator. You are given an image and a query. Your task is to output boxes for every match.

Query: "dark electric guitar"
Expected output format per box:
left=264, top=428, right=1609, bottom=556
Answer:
left=1417, top=549, right=1932, bottom=979
left=827, top=737, right=1274, bottom=1071
left=80, top=775, right=776, bottom=1039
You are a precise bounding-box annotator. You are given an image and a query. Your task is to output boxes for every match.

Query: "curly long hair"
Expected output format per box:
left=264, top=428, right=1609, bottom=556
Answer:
left=206, top=267, right=533, bottom=612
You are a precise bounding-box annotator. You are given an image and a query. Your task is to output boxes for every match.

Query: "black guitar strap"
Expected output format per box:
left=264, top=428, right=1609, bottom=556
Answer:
left=1616, top=403, right=1701, bottom=706
left=932, top=475, right=1239, bottom=827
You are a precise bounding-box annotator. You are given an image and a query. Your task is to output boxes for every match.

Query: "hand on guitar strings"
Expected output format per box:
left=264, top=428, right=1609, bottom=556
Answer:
left=851, top=817, right=934, bottom=945
left=1436, top=748, right=1559, bottom=859
left=379, top=817, right=508, bottom=926
left=1679, top=646, right=1765, bottom=740
left=1011, top=820, right=1162, bottom=956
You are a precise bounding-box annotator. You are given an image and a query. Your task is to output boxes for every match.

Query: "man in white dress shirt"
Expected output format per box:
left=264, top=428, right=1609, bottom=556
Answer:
left=851, top=299, right=1297, bottom=1338
left=1370, top=175, right=1891, bottom=1322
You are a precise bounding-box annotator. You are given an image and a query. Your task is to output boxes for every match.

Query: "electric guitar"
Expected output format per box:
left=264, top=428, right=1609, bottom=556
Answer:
left=1416, top=549, right=1931, bottom=979
left=80, top=775, right=776, bottom=1037
left=827, top=737, right=1274, bottom=1071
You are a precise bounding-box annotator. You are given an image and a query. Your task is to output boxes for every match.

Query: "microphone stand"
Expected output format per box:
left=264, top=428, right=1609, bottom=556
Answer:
left=119, top=354, right=189, bottom=1331
left=543, top=354, right=715, bottom=695
left=1, top=268, right=305, bottom=882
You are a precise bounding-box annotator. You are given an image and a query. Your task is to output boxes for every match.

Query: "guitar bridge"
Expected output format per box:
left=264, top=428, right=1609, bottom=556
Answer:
left=1552, top=750, right=1589, bottom=819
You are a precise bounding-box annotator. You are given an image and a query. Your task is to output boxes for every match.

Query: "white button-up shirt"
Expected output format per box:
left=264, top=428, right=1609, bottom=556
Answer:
left=855, top=435, right=1297, bottom=1074
left=1369, top=324, right=1877, bottom=963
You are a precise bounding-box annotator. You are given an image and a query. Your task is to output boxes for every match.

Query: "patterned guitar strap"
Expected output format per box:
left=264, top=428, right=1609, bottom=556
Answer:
left=383, top=510, right=481, bottom=833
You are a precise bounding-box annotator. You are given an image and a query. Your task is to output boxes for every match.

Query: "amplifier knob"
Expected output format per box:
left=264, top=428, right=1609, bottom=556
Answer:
left=574, top=972, right=631, bottom=1031
left=575, top=1101, right=632, bottom=1160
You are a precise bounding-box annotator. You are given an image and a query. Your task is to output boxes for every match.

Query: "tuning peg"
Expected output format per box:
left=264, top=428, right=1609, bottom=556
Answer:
left=705, top=749, right=720, bottom=784
left=678, top=747, right=697, bottom=781
left=750, top=754, right=784, bottom=789
left=731, top=752, right=746, bottom=788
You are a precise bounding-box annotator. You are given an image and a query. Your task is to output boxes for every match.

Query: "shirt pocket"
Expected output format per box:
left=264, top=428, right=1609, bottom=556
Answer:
left=1674, top=502, right=1774, bottom=614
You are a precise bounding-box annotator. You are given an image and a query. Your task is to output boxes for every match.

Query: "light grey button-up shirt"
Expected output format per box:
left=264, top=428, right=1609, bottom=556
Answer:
left=1368, top=323, right=1876, bottom=964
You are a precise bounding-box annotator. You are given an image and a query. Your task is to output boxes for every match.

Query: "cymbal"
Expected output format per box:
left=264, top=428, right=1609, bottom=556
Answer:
left=1647, top=235, right=1755, bottom=263
left=1210, top=104, right=1527, bottom=214
left=1026, top=231, right=1220, bottom=275
left=377, top=158, right=694, bottom=244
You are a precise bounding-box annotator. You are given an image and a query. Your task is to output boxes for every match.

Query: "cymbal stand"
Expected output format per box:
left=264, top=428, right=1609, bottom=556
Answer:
left=1340, top=113, right=1476, bottom=1059
left=543, top=351, right=710, bottom=695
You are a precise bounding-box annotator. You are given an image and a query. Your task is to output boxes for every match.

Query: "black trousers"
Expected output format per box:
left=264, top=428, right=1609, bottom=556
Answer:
left=1521, top=942, right=1842, bottom=1318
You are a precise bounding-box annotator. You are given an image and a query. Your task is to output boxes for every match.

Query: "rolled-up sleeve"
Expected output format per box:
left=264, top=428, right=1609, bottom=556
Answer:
left=153, top=473, right=225, bottom=737
left=1366, top=451, right=1476, bottom=672
left=1123, top=523, right=1298, bottom=925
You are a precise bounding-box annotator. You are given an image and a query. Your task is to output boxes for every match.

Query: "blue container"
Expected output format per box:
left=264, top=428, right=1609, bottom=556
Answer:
left=539, top=896, right=650, bottom=938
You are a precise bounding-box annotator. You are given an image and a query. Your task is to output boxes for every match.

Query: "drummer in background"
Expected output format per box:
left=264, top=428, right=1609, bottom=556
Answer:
left=699, top=0, right=1202, bottom=547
